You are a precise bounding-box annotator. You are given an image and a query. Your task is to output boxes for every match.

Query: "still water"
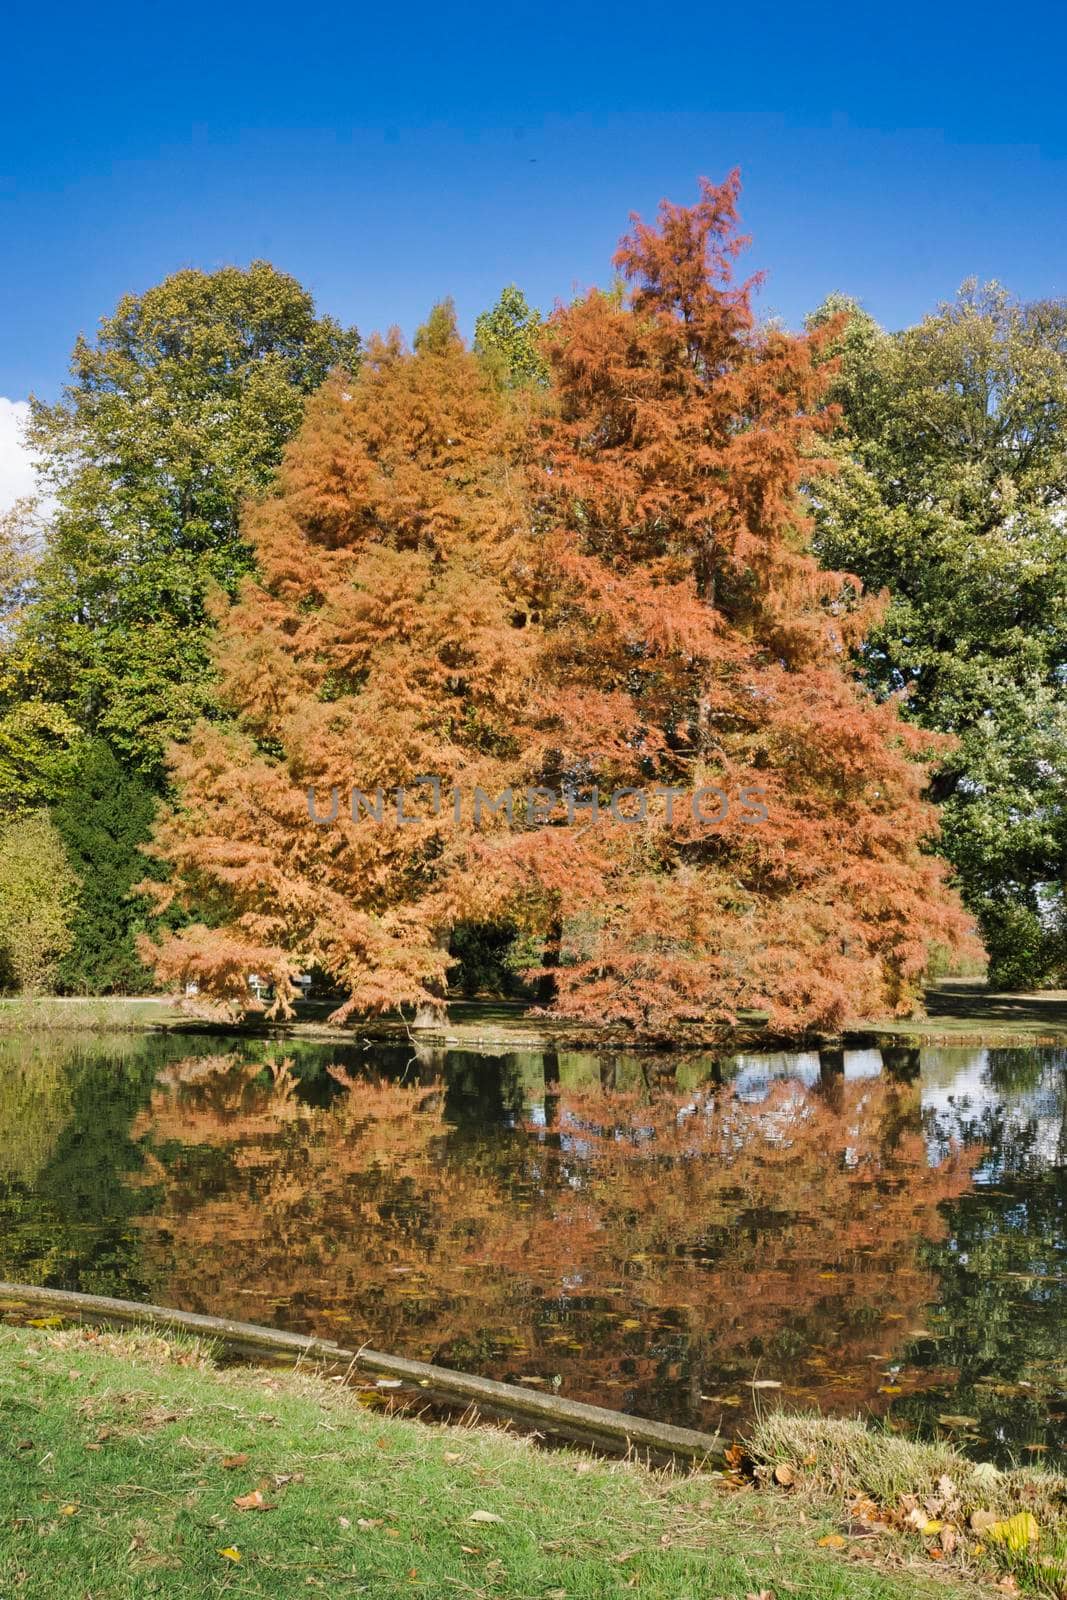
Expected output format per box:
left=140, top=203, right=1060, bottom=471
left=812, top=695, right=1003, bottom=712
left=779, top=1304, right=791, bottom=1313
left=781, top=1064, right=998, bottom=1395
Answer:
left=0, top=1031, right=1064, bottom=1465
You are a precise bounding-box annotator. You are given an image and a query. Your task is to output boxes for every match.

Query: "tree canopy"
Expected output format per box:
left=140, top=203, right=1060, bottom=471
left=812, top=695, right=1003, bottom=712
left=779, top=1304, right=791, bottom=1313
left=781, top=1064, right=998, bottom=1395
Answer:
left=23, top=262, right=361, bottom=779
left=809, top=283, right=1067, bottom=985
left=144, top=177, right=968, bottom=1036
left=474, top=285, right=548, bottom=387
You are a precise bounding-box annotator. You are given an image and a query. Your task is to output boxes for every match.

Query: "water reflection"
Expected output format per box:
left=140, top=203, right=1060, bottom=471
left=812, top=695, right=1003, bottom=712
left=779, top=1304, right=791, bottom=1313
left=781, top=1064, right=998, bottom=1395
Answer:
left=0, top=1032, right=1063, bottom=1463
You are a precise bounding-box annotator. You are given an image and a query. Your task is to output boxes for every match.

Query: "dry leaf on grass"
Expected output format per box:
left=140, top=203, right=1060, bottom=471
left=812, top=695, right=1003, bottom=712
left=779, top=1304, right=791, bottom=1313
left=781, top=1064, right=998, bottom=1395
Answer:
left=233, top=1489, right=276, bottom=1512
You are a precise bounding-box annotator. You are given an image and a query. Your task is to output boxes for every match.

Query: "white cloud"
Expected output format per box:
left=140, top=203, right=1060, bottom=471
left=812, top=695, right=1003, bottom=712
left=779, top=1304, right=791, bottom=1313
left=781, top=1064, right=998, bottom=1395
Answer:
left=0, top=398, right=38, bottom=514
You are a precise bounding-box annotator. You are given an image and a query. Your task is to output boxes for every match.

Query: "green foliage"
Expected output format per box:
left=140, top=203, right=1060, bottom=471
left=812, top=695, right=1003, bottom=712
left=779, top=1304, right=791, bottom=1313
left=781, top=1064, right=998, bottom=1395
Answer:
left=809, top=283, right=1067, bottom=986
left=414, top=296, right=462, bottom=355
left=0, top=504, right=82, bottom=813
left=50, top=740, right=158, bottom=994
left=449, top=921, right=526, bottom=998
left=24, top=263, right=360, bottom=780
left=474, top=284, right=548, bottom=386
left=0, top=811, right=79, bottom=994
left=0, top=700, right=82, bottom=815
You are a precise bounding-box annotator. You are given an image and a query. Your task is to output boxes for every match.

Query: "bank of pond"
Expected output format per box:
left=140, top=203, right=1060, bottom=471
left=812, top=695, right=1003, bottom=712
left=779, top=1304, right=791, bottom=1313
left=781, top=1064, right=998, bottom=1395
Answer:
left=0, top=1029, right=1064, bottom=1468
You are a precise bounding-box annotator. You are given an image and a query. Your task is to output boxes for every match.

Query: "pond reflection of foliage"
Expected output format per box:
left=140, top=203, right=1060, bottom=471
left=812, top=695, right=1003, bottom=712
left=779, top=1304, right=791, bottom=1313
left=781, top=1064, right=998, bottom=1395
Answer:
left=129, top=1052, right=978, bottom=1433
left=902, top=1049, right=1067, bottom=1463
left=0, top=1037, right=165, bottom=1295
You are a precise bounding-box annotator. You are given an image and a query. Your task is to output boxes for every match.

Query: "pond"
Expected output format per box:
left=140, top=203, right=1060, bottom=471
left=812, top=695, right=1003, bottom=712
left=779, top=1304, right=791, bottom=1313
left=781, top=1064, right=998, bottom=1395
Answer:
left=0, top=1030, right=1064, bottom=1466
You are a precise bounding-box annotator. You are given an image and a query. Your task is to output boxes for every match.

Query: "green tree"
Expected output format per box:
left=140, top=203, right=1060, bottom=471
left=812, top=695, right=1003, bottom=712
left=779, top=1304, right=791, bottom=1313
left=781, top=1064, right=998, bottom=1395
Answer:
left=51, top=739, right=157, bottom=994
left=474, top=285, right=548, bottom=386
left=0, top=503, right=81, bottom=813
left=24, top=262, right=360, bottom=779
left=0, top=811, right=80, bottom=993
left=809, top=284, right=1067, bottom=986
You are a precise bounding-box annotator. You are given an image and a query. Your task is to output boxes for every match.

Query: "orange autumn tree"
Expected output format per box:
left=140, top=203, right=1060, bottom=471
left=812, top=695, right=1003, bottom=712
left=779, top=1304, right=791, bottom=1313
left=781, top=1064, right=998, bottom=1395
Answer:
left=145, top=305, right=536, bottom=1019
left=509, top=173, right=969, bottom=1032
left=145, top=176, right=968, bottom=1035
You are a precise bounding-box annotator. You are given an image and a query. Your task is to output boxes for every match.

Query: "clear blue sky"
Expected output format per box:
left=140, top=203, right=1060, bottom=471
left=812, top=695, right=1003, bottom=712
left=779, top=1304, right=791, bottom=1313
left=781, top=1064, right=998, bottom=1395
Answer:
left=4, top=0, right=1067, bottom=405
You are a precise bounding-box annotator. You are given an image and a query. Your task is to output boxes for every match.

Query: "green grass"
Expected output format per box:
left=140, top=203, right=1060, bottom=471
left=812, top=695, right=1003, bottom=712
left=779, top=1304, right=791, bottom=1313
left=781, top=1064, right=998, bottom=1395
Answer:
left=0, top=997, right=183, bottom=1032
left=0, top=1325, right=988, bottom=1600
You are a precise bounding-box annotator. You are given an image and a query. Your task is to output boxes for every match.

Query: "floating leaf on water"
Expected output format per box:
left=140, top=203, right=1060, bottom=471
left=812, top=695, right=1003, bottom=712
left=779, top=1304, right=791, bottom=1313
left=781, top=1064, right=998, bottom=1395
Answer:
left=748, top=1379, right=782, bottom=1389
left=937, top=1414, right=978, bottom=1429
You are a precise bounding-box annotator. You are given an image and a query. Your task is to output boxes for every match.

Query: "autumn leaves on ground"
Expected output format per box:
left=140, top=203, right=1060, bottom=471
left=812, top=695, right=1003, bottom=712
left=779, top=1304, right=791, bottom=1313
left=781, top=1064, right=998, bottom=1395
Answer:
left=3, top=1323, right=1062, bottom=1600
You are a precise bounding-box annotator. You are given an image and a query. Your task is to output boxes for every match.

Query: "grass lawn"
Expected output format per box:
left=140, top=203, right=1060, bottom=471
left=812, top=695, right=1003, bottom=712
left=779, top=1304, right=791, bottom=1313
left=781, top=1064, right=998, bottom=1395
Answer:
left=0, top=1324, right=998, bottom=1600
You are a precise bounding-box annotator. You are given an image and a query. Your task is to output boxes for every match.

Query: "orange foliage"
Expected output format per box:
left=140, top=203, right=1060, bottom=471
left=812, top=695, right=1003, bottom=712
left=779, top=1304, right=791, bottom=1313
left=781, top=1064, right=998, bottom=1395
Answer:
left=512, top=173, right=969, bottom=1032
left=144, top=313, right=536, bottom=1019
left=143, top=176, right=969, bottom=1036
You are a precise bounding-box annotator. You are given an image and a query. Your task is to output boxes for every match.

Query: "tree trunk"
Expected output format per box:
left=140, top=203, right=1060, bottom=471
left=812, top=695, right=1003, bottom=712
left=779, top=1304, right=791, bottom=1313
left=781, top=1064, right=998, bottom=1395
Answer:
left=413, top=927, right=452, bottom=1029
left=536, top=911, right=564, bottom=1004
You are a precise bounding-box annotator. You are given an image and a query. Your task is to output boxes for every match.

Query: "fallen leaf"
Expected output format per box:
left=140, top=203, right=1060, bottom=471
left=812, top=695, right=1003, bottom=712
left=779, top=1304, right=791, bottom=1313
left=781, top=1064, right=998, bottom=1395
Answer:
left=221, top=1453, right=249, bottom=1470
left=233, top=1489, right=276, bottom=1512
left=970, top=1510, right=998, bottom=1533
left=218, top=1547, right=241, bottom=1563
left=773, top=1464, right=795, bottom=1486
left=357, top=1518, right=382, bottom=1530
left=818, top=1533, right=846, bottom=1549
left=443, top=1451, right=463, bottom=1465
left=59, top=1504, right=78, bottom=1517
left=469, top=1510, right=504, bottom=1524
left=748, top=1380, right=782, bottom=1390
left=986, top=1512, right=1039, bottom=1552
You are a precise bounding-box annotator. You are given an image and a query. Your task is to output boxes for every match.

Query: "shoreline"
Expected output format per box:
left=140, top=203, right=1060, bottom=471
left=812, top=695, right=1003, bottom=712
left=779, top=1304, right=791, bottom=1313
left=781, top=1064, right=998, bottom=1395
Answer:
left=2, top=982, right=1066, bottom=1053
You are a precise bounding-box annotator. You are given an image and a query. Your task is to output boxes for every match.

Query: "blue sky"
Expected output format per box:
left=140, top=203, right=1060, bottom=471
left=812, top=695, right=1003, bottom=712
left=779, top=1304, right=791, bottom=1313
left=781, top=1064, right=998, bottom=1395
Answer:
left=2, top=0, right=1066, bottom=500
